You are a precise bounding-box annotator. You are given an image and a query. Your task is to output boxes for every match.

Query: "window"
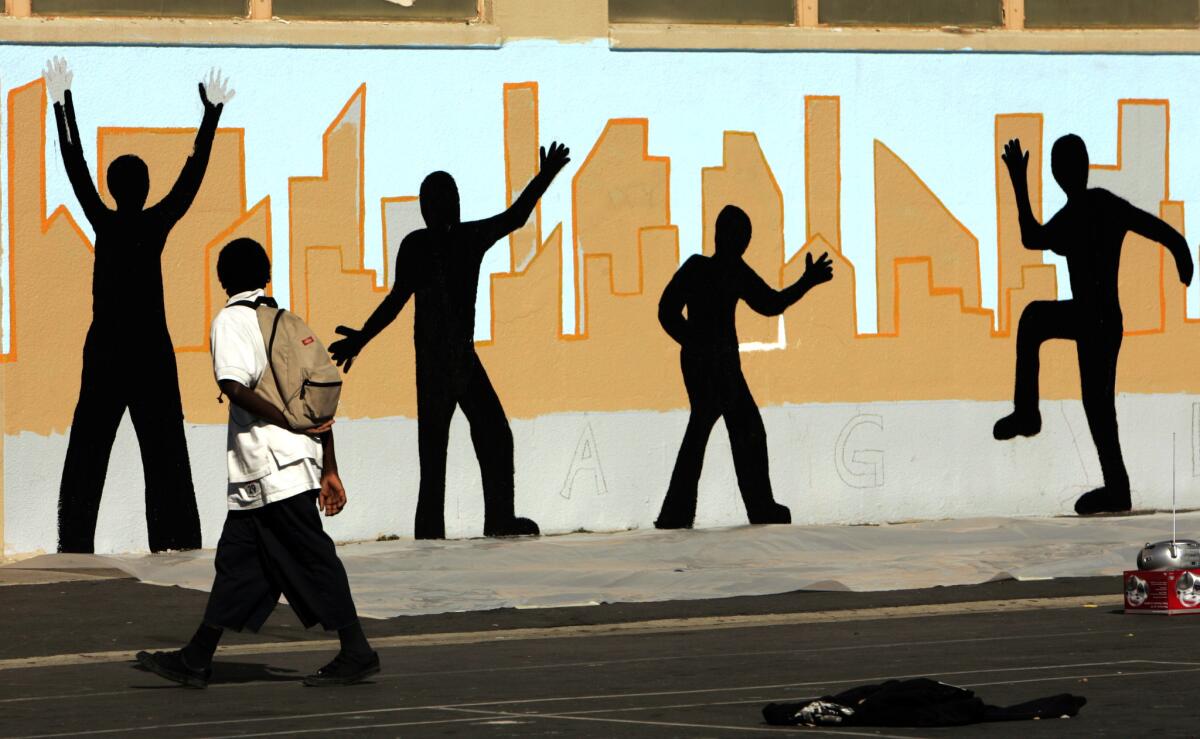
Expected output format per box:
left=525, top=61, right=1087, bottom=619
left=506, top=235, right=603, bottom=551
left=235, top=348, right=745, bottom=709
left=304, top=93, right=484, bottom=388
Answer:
left=1025, top=0, right=1200, bottom=28
left=272, top=0, right=478, bottom=21
left=609, top=0, right=795, bottom=25
left=818, top=0, right=1002, bottom=27
left=32, top=0, right=249, bottom=16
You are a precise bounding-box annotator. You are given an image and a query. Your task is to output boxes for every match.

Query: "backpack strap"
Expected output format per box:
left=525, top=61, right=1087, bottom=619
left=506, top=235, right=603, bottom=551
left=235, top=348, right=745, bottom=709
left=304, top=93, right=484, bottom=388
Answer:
left=266, top=309, right=289, bottom=408
left=228, top=295, right=279, bottom=310
left=216, top=295, right=281, bottom=405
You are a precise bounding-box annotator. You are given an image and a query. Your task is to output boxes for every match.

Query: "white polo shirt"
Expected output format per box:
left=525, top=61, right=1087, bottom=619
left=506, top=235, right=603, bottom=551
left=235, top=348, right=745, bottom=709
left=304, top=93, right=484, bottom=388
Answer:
left=211, top=289, right=323, bottom=510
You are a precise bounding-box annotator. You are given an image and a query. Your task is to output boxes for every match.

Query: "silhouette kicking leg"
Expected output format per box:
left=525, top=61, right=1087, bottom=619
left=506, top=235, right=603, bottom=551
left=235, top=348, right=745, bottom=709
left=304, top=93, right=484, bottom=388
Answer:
left=718, top=356, right=790, bottom=525
left=58, top=333, right=127, bottom=553
left=995, top=300, right=1077, bottom=440
left=129, top=348, right=201, bottom=552
left=657, top=351, right=722, bottom=529
left=414, top=364, right=456, bottom=540
left=1073, top=329, right=1131, bottom=515
left=459, top=354, right=538, bottom=537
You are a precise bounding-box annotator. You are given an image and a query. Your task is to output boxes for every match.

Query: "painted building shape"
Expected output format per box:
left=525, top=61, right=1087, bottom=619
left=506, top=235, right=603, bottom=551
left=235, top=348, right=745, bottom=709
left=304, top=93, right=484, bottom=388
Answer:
left=4, top=80, right=1200, bottom=437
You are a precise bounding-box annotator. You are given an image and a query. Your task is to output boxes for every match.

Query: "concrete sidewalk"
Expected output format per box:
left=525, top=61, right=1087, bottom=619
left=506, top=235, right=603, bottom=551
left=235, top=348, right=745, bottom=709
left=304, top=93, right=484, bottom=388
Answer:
left=5, top=512, right=1189, bottom=618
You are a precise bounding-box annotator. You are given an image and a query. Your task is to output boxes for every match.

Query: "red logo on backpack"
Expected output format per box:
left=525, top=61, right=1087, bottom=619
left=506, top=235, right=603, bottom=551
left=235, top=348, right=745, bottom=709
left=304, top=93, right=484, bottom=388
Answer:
left=302, top=336, right=314, bottom=345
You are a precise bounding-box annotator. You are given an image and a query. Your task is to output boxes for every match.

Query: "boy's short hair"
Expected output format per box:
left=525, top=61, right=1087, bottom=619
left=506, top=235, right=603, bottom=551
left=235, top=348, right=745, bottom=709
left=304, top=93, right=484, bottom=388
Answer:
left=217, top=238, right=271, bottom=295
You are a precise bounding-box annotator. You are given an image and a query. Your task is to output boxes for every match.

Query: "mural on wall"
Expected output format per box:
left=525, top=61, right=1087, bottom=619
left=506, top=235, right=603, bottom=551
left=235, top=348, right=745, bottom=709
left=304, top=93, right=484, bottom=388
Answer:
left=9, top=72, right=1200, bottom=427
left=655, top=205, right=833, bottom=529
left=328, top=143, right=571, bottom=539
left=995, top=135, right=1194, bottom=516
left=43, top=61, right=232, bottom=553
left=8, top=47, right=1200, bottom=553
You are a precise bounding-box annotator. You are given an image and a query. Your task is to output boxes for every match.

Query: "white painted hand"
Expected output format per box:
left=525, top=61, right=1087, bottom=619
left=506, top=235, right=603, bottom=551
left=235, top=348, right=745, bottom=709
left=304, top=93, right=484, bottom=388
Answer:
left=200, top=68, right=235, bottom=109
left=43, top=56, right=73, bottom=106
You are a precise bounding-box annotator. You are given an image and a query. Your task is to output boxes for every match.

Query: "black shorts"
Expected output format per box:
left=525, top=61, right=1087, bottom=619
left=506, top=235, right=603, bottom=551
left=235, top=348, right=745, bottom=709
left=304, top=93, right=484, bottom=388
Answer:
left=203, top=490, right=358, bottom=632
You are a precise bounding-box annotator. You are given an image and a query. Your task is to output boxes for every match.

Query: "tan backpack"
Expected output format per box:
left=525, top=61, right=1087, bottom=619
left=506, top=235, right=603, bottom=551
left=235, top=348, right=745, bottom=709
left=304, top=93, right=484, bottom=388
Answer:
left=229, top=296, right=342, bottom=431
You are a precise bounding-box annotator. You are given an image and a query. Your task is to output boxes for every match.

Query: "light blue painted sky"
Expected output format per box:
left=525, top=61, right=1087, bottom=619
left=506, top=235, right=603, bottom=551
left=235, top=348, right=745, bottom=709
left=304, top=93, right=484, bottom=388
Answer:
left=3, top=41, right=1200, bottom=351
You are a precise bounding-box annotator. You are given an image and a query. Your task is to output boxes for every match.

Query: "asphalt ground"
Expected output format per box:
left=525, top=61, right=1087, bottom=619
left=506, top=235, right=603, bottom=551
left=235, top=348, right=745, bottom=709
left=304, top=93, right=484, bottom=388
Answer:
left=2, top=575, right=1199, bottom=737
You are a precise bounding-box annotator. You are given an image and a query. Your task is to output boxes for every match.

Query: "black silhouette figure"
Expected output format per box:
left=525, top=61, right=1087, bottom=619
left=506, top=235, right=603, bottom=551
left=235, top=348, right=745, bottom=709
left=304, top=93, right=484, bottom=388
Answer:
left=997, top=136, right=1194, bottom=515
left=328, top=142, right=571, bottom=540
left=655, top=205, right=833, bottom=529
left=47, top=60, right=233, bottom=552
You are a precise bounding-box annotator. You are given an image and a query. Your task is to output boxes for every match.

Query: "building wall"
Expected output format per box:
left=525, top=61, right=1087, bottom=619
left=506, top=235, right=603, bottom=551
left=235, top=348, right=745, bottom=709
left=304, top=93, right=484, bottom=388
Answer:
left=6, top=22, right=1200, bottom=554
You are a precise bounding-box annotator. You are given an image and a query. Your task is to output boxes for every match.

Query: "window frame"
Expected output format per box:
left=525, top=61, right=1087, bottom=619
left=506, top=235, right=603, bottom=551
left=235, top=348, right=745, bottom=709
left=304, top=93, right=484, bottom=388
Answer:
left=2, top=0, right=1200, bottom=51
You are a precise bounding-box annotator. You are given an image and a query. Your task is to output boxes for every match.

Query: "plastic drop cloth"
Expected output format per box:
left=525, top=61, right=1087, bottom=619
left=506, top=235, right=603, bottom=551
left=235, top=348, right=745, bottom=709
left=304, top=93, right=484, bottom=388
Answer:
left=8, top=512, right=1193, bottom=619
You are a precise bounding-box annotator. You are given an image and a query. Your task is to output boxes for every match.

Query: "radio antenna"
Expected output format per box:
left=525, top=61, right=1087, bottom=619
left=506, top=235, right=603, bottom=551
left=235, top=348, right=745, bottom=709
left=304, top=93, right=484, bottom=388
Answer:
left=1173, top=432, right=1177, bottom=544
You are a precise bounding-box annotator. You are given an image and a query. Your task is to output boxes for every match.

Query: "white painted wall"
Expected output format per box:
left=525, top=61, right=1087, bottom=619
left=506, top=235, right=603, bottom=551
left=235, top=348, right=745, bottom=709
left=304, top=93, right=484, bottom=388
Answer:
left=8, top=395, right=1200, bottom=555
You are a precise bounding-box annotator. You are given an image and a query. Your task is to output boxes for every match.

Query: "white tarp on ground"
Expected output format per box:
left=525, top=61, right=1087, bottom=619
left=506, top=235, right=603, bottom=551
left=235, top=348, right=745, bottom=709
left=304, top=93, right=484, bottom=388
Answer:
left=7, top=512, right=1196, bottom=619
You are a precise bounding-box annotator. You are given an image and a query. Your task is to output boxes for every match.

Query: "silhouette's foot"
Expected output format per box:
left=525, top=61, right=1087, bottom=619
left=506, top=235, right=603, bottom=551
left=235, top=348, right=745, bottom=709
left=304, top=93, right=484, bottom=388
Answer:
left=484, top=517, right=540, bottom=538
left=414, top=523, right=445, bottom=540
left=748, top=502, right=792, bottom=525
left=1074, top=486, right=1132, bottom=516
left=303, top=651, right=380, bottom=687
left=993, top=411, right=1041, bottom=441
left=654, top=514, right=694, bottom=530
left=135, top=649, right=210, bottom=689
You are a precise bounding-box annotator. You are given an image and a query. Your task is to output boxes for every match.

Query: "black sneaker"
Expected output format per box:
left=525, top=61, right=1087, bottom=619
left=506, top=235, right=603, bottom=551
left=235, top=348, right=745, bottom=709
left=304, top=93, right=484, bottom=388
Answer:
left=993, top=411, right=1041, bottom=440
left=135, top=650, right=211, bottom=689
left=303, top=651, right=381, bottom=687
left=483, top=516, right=540, bottom=538
left=748, top=502, right=792, bottom=526
left=654, top=515, right=694, bottom=530
left=1074, top=486, right=1133, bottom=515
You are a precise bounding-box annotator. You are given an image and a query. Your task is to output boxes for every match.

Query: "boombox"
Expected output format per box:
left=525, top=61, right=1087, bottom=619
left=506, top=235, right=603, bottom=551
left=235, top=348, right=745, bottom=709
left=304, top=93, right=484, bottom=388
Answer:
left=1136, top=540, right=1200, bottom=570
left=1124, top=569, right=1200, bottom=614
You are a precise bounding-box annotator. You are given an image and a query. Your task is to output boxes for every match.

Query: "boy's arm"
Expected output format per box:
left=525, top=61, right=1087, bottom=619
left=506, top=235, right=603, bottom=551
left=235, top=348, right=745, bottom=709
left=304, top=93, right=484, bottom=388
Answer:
left=472, top=142, right=570, bottom=248
left=740, top=252, right=834, bottom=317
left=1002, top=139, right=1052, bottom=251
left=318, top=430, right=346, bottom=517
left=218, top=379, right=289, bottom=428
left=155, top=73, right=231, bottom=222
left=1124, top=201, right=1195, bottom=286
left=218, top=379, right=333, bottom=435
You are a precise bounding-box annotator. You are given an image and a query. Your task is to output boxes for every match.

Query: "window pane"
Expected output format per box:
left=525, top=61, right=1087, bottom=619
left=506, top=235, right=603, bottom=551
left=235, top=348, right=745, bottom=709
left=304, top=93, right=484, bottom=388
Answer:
left=273, top=0, right=478, bottom=21
left=1026, top=0, right=1199, bottom=28
left=819, top=0, right=1002, bottom=27
left=33, top=0, right=247, bottom=16
left=609, top=0, right=795, bottom=25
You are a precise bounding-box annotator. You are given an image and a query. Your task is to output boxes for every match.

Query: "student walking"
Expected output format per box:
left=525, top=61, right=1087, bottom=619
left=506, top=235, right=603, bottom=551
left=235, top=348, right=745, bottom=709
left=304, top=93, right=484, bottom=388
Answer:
left=137, top=238, right=378, bottom=688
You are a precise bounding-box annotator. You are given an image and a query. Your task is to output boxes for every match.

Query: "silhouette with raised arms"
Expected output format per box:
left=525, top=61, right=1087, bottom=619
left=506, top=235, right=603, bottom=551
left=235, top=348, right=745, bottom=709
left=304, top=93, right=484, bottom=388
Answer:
left=328, top=142, right=571, bottom=540
left=45, top=58, right=234, bottom=552
left=655, top=204, right=834, bottom=529
left=997, top=135, right=1194, bottom=515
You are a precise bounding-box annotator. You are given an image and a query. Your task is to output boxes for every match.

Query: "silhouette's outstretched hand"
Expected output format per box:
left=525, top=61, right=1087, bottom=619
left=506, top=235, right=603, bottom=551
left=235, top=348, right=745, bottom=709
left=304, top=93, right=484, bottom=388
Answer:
left=43, top=56, right=72, bottom=106
left=328, top=325, right=366, bottom=374
left=1001, top=138, right=1029, bottom=184
left=199, top=68, right=235, bottom=112
left=803, top=251, right=834, bottom=287
left=1178, top=247, right=1195, bottom=286
left=539, top=141, right=571, bottom=178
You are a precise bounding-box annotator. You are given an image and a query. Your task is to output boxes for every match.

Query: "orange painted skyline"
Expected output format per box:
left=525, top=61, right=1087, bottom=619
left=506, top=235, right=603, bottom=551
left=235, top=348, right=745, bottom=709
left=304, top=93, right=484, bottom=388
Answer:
left=4, top=78, right=1200, bottom=435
